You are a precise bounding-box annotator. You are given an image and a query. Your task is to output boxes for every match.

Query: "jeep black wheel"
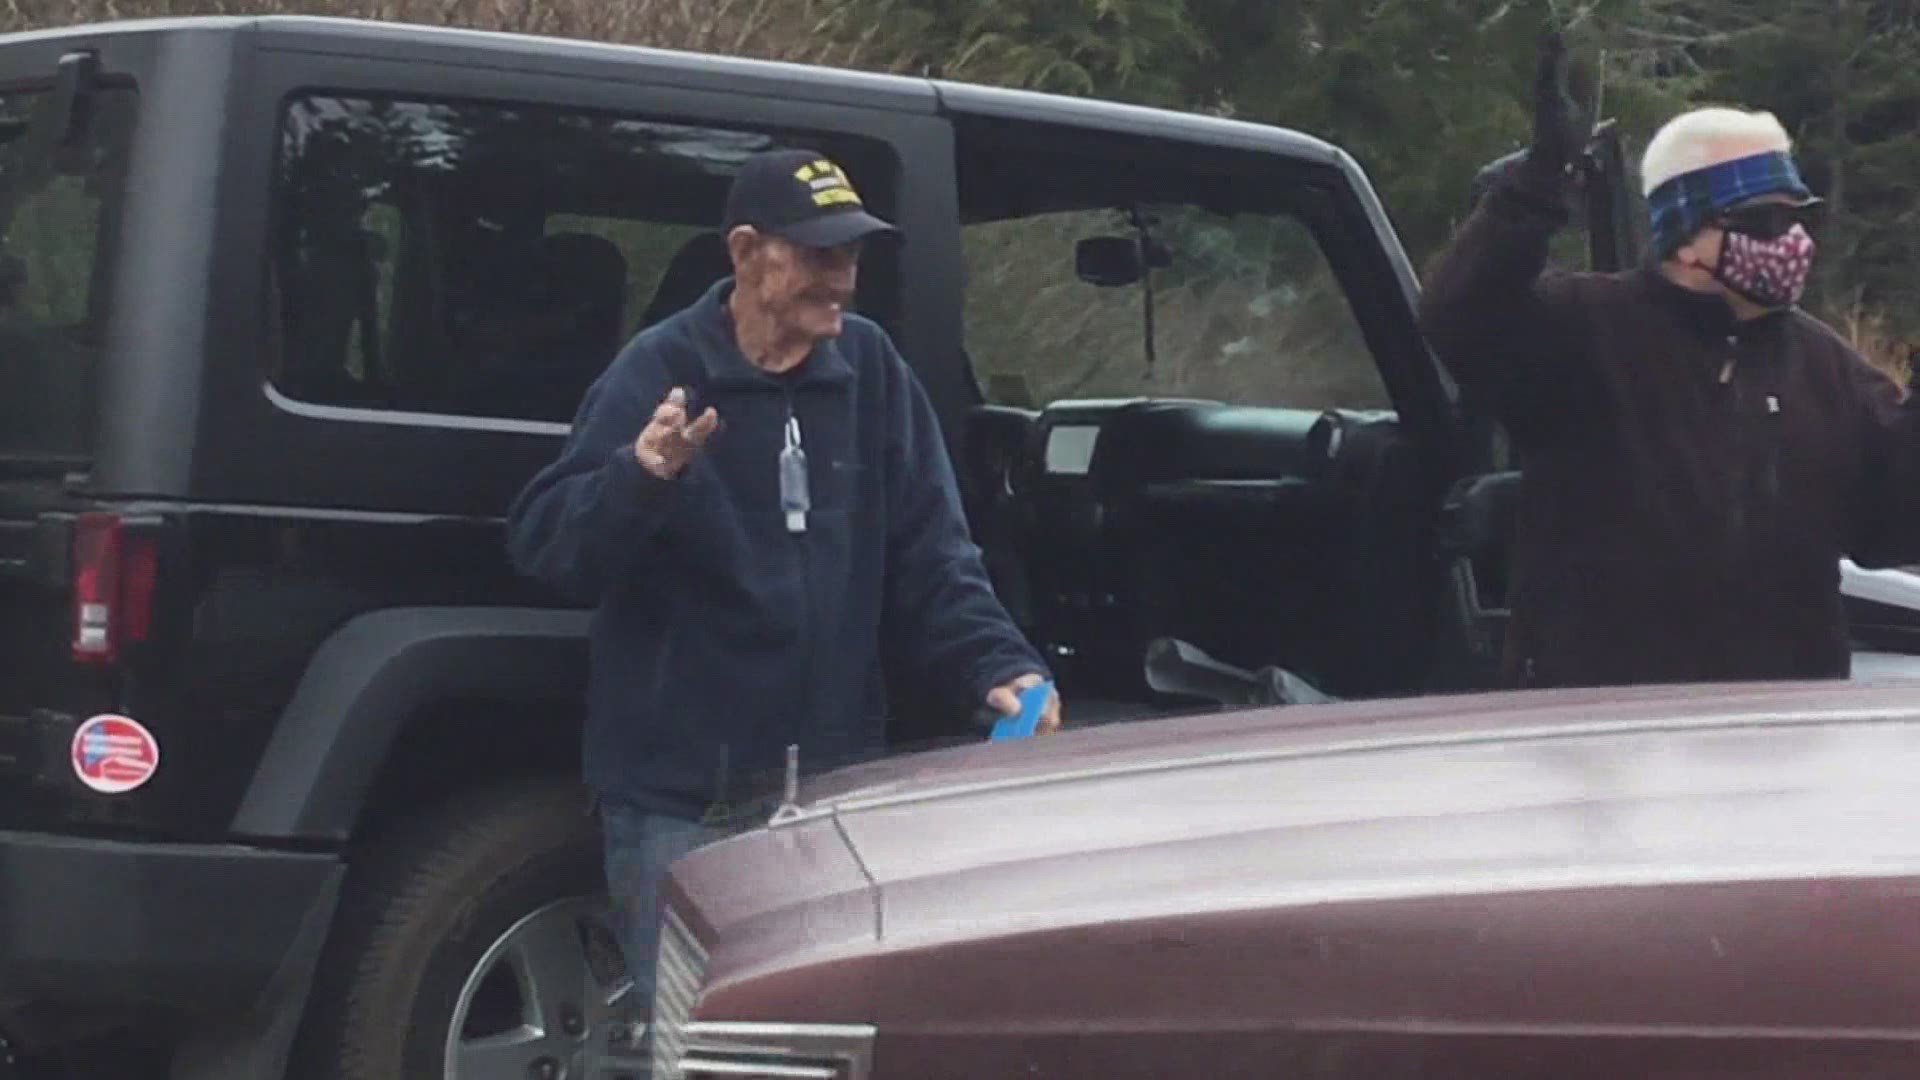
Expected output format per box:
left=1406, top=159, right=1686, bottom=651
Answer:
left=291, top=779, right=643, bottom=1080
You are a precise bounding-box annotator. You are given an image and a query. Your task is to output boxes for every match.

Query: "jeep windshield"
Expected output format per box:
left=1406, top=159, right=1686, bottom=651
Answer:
left=0, top=83, right=134, bottom=471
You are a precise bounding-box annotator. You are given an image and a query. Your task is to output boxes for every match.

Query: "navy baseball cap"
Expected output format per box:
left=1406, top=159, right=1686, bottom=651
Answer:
left=722, top=148, right=899, bottom=248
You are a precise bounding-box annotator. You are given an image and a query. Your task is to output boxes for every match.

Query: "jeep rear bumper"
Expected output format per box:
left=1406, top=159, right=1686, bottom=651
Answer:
left=0, top=830, right=341, bottom=1019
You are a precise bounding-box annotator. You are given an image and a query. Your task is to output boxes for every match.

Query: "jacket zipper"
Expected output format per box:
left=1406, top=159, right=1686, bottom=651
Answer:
left=1763, top=392, right=1782, bottom=507
left=1722, top=334, right=1747, bottom=550
left=784, top=390, right=816, bottom=773
left=1721, top=331, right=1784, bottom=568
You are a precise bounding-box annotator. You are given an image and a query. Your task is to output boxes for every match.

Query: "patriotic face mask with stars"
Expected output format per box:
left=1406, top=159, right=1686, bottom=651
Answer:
left=1711, top=203, right=1818, bottom=309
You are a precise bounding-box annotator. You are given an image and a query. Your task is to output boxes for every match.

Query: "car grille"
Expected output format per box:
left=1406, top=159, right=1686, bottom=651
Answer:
left=650, top=906, right=709, bottom=1079
left=677, top=1021, right=879, bottom=1080
left=650, top=906, right=878, bottom=1080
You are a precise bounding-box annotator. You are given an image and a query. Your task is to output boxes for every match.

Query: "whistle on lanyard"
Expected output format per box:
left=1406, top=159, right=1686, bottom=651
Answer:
left=780, top=416, right=809, bottom=533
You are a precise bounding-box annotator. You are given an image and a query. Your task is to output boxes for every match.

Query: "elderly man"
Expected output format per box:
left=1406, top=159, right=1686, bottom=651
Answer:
left=1420, top=35, right=1920, bottom=690
left=506, top=148, right=1059, bottom=1022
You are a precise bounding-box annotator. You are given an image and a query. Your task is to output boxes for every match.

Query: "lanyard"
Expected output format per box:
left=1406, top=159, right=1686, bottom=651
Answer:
left=780, top=414, right=809, bottom=533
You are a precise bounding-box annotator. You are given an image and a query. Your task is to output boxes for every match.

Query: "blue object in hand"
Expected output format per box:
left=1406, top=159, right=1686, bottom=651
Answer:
left=990, top=680, right=1055, bottom=741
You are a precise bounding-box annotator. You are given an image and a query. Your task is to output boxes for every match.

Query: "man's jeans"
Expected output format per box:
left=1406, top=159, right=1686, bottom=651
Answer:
left=600, top=799, right=730, bottom=1018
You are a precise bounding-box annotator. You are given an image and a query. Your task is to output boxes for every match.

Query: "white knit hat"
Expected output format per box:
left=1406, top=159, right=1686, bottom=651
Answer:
left=1640, top=107, right=1794, bottom=197
left=1640, top=107, right=1816, bottom=255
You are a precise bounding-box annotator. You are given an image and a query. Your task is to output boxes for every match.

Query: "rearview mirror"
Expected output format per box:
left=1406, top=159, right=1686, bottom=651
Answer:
left=1075, top=236, right=1141, bottom=287
left=52, top=50, right=98, bottom=148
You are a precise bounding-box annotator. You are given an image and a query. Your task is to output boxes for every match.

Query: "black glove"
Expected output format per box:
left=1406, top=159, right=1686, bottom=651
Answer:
left=1523, top=30, right=1586, bottom=180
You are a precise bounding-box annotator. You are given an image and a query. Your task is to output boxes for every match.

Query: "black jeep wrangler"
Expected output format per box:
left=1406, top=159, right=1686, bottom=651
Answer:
left=12, top=13, right=1909, bottom=1080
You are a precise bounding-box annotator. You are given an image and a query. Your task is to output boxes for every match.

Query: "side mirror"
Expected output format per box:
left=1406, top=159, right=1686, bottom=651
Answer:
left=1075, top=236, right=1142, bottom=287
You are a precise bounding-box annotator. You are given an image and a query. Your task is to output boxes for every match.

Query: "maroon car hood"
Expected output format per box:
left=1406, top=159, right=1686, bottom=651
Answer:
left=673, top=679, right=1920, bottom=1041
left=811, top=679, right=1920, bottom=1035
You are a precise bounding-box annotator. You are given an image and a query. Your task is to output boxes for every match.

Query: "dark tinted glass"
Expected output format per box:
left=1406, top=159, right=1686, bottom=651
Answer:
left=270, top=95, right=896, bottom=425
left=0, top=86, right=135, bottom=464
left=1719, top=201, right=1823, bottom=240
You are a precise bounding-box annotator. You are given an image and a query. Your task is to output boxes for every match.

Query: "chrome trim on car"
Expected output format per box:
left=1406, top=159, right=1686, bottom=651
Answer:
left=650, top=907, right=710, bottom=1078
left=262, top=381, right=572, bottom=436
left=774, top=703, right=1920, bottom=825
left=678, top=1063, right=837, bottom=1078
left=677, top=1021, right=879, bottom=1080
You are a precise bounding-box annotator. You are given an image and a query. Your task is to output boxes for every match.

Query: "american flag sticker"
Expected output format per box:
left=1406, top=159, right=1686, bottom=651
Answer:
left=71, top=714, right=160, bottom=795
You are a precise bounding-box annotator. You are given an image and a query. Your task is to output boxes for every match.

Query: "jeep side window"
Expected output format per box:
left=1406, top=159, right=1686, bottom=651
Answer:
left=962, top=202, right=1389, bottom=411
left=269, top=94, right=895, bottom=425
left=0, top=85, right=135, bottom=465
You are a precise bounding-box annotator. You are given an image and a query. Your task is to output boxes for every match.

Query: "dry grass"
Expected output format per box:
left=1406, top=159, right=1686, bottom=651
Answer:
left=1835, top=301, right=1915, bottom=391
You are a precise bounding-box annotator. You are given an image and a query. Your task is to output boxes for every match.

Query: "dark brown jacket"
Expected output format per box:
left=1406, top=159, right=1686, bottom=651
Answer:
left=1420, top=167, right=1920, bottom=689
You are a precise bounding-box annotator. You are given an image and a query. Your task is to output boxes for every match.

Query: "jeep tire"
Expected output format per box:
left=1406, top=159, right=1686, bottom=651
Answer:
left=289, top=778, right=626, bottom=1079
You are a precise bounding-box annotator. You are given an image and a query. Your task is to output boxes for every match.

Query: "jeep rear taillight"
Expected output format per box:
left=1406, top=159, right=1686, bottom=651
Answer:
left=71, top=513, right=158, bottom=664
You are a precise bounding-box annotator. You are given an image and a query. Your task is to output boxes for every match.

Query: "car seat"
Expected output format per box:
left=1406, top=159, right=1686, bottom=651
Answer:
left=640, top=232, right=731, bottom=329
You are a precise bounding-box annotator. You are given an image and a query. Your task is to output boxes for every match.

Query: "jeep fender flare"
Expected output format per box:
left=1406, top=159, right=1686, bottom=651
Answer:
left=230, top=606, right=589, bottom=842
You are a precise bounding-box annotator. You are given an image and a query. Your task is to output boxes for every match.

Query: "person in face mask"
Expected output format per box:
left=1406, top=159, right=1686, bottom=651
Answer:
left=1642, top=111, right=1823, bottom=315
left=1419, top=32, right=1920, bottom=691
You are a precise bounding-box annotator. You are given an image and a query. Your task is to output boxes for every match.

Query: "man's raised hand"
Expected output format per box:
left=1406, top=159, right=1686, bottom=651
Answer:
left=634, top=387, right=719, bottom=480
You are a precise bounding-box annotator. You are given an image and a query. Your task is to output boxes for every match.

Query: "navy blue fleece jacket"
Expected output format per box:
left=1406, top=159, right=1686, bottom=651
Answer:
left=506, top=279, right=1048, bottom=816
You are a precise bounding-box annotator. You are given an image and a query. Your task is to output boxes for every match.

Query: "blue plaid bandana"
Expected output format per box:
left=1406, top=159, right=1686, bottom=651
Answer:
left=1646, top=150, right=1814, bottom=257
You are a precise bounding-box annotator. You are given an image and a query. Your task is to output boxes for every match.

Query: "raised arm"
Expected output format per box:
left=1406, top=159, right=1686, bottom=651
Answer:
left=506, top=342, right=715, bottom=601
left=1417, top=33, right=1600, bottom=449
